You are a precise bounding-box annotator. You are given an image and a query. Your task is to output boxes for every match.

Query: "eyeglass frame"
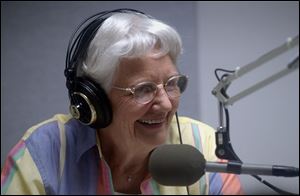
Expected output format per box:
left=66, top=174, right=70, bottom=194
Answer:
left=112, top=74, right=188, bottom=104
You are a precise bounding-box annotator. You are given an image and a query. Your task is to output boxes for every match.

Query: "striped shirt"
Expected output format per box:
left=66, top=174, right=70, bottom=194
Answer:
left=1, top=114, right=243, bottom=194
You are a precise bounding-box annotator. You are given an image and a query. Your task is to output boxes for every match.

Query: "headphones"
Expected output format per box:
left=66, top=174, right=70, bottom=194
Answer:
left=64, top=8, right=147, bottom=128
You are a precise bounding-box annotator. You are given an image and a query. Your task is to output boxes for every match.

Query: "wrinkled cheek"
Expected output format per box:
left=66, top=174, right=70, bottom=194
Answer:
left=169, top=100, right=179, bottom=116
left=110, top=100, right=145, bottom=133
left=111, top=98, right=133, bottom=118
left=119, top=121, right=136, bottom=137
left=172, top=99, right=180, bottom=109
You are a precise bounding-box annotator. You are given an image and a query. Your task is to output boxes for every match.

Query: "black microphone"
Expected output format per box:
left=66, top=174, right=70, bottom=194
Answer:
left=148, top=144, right=299, bottom=186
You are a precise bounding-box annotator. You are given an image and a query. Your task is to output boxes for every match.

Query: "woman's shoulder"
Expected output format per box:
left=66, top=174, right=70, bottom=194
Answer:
left=170, top=115, right=217, bottom=158
left=172, top=116, right=216, bottom=134
left=22, top=114, right=73, bottom=141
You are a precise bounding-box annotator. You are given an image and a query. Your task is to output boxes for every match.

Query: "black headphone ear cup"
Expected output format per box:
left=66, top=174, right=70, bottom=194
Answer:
left=69, top=77, right=112, bottom=128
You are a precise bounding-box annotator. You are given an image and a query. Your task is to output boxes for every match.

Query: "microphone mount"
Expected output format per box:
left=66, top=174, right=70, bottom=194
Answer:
left=213, top=35, right=299, bottom=161
left=211, top=35, right=299, bottom=195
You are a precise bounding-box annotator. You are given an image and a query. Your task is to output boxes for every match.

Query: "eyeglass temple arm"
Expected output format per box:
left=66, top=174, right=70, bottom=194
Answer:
left=112, top=86, right=134, bottom=94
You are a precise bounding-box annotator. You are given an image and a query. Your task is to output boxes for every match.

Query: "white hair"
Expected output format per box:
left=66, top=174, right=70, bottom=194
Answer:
left=80, top=12, right=182, bottom=92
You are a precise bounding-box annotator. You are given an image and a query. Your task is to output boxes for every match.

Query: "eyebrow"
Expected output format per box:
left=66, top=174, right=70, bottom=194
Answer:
left=127, top=72, right=180, bottom=87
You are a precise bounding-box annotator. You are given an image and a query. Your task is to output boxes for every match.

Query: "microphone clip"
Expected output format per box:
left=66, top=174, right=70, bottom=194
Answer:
left=215, top=126, right=241, bottom=162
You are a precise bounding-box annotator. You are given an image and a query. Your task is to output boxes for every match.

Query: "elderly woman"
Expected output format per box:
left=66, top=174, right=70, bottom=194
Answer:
left=1, top=9, right=243, bottom=195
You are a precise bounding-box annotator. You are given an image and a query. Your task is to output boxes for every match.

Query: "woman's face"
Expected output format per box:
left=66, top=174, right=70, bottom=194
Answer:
left=108, top=55, right=180, bottom=147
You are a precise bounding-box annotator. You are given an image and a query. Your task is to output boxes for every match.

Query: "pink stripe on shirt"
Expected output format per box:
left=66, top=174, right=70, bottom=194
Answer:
left=1, top=140, right=26, bottom=188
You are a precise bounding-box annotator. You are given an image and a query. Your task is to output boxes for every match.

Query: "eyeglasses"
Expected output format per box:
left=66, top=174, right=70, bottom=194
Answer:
left=113, top=74, right=188, bottom=104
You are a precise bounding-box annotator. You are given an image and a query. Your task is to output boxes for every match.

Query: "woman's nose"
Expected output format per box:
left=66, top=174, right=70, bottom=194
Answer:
left=151, top=84, right=173, bottom=111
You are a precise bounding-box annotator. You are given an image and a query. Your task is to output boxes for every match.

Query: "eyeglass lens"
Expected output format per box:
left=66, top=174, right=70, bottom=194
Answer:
left=134, top=75, right=188, bottom=104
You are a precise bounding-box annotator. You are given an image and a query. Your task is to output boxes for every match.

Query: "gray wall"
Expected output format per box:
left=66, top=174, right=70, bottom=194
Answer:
left=197, top=1, right=299, bottom=194
left=1, top=1, right=299, bottom=195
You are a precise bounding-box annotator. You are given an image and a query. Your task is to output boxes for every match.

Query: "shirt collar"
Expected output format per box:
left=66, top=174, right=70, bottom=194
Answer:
left=69, top=119, right=98, bottom=162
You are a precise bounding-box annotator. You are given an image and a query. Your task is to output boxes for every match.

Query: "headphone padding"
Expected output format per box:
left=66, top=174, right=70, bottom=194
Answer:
left=70, top=77, right=112, bottom=128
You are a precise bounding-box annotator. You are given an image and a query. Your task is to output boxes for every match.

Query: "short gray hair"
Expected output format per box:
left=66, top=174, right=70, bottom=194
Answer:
left=80, top=12, right=182, bottom=92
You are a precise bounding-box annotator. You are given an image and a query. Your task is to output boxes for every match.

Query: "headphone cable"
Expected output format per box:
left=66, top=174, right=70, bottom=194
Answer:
left=175, top=111, right=190, bottom=195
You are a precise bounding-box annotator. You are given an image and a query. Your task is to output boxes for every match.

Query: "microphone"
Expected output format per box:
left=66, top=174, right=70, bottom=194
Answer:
left=148, top=144, right=299, bottom=186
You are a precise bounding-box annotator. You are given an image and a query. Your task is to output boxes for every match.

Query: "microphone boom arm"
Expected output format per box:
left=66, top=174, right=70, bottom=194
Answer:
left=211, top=35, right=299, bottom=194
left=212, top=35, right=299, bottom=107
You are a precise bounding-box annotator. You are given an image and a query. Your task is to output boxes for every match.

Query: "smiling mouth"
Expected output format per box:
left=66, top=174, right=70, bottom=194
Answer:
left=137, top=119, right=165, bottom=125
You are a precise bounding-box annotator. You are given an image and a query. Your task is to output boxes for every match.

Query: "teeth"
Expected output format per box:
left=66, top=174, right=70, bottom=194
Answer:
left=138, top=119, right=164, bottom=124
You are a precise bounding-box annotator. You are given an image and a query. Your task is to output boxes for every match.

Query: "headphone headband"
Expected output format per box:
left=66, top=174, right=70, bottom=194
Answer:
left=64, top=8, right=146, bottom=89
